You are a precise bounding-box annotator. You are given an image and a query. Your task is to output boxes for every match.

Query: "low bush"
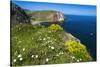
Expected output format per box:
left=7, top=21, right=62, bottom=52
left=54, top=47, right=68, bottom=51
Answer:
left=48, top=24, right=63, bottom=32
left=65, top=40, right=92, bottom=62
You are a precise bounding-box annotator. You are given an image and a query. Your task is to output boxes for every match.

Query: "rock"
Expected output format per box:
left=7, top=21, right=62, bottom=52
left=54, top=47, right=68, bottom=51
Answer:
left=28, top=10, right=64, bottom=25
left=10, top=2, right=30, bottom=25
left=64, top=32, right=80, bottom=42
left=11, top=2, right=64, bottom=26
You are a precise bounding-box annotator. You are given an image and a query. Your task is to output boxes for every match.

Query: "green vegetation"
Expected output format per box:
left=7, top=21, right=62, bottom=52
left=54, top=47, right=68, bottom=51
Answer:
left=48, top=24, right=63, bottom=32
left=11, top=24, right=92, bottom=66
left=65, top=40, right=92, bottom=62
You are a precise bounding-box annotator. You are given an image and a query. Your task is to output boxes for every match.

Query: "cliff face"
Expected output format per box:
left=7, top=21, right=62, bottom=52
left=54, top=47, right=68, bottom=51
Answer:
left=55, top=11, right=64, bottom=21
left=10, top=2, right=30, bottom=25
left=28, top=10, right=64, bottom=25
left=11, top=2, right=64, bottom=26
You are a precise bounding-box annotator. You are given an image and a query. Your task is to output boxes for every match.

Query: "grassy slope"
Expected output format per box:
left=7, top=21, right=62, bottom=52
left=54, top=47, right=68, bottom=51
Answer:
left=11, top=24, right=92, bottom=66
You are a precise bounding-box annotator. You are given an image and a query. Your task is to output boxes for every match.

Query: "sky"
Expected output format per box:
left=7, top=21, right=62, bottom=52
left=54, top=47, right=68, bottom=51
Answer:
left=11, top=0, right=97, bottom=5
left=11, top=0, right=96, bottom=16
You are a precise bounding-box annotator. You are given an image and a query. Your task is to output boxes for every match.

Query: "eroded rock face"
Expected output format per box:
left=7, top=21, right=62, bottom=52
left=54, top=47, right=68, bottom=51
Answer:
left=54, top=11, right=64, bottom=22
left=10, top=2, right=30, bottom=25
left=28, top=10, right=64, bottom=25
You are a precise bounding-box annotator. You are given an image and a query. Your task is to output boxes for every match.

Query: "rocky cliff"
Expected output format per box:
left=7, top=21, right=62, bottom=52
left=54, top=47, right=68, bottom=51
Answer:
left=11, top=2, right=64, bottom=26
left=10, top=2, right=30, bottom=25
left=27, top=10, right=64, bottom=25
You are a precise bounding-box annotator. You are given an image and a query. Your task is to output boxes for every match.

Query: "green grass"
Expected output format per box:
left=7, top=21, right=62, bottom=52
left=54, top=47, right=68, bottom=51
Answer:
left=11, top=24, right=92, bottom=66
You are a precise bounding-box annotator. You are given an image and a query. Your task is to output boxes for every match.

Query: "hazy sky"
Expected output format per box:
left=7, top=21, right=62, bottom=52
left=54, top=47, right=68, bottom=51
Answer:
left=12, top=1, right=96, bottom=16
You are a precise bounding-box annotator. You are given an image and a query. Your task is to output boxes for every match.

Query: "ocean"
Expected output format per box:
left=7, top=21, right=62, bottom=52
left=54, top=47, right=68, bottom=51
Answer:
left=62, top=15, right=96, bottom=60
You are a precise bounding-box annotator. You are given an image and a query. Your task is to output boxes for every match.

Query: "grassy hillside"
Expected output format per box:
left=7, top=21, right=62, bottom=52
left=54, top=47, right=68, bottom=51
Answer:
left=11, top=24, right=92, bottom=66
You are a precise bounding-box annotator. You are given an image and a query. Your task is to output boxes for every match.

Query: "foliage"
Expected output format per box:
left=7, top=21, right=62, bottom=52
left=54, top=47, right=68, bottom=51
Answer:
left=12, top=24, right=67, bottom=66
left=11, top=24, right=92, bottom=66
left=65, top=40, right=92, bottom=62
left=48, top=24, right=63, bottom=32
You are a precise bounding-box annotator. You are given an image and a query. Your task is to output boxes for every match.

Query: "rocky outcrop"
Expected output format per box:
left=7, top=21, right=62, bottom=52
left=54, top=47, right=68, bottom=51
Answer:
left=54, top=11, right=64, bottom=22
left=10, top=2, right=30, bottom=25
left=28, top=10, right=64, bottom=25
left=10, top=2, right=64, bottom=26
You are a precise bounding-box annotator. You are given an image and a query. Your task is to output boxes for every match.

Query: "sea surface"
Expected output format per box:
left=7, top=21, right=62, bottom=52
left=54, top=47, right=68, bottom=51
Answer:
left=62, top=15, right=96, bottom=60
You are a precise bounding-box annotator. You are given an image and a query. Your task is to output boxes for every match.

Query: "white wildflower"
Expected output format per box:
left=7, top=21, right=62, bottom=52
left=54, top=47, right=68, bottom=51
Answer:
left=79, top=58, right=82, bottom=61
left=13, top=59, right=16, bottom=63
left=39, top=38, right=42, bottom=40
left=46, top=58, right=49, bottom=62
left=51, top=46, right=54, bottom=49
left=23, top=48, right=25, bottom=51
left=71, top=56, right=75, bottom=59
left=77, top=59, right=80, bottom=62
left=20, top=23, right=22, bottom=24
left=47, top=41, right=50, bottom=43
left=31, top=55, right=34, bottom=58
left=19, top=58, right=23, bottom=61
left=47, top=41, right=51, bottom=43
left=18, top=54, right=22, bottom=58
left=59, top=52, right=64, bottom=55
left=61, top=52, right=64, bottom=54
left=18, top=41, right=22, bottom=43
left=43, top=38, right=46, bottom=40
left=47, top=37, right=50, bottom=39
left=56, top=54, right=59, bottom=56
left=48, top=40, right=52, bottom=43
left=35, top=55, right=38, bottom=58
left=48, top=31, right=51, bottom=33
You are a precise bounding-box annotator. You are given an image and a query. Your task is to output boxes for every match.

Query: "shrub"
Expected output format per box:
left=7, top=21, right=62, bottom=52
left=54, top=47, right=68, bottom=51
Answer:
left=48, top=24, right=63, bottom=32
left=65, top=40, right=92, bottom=62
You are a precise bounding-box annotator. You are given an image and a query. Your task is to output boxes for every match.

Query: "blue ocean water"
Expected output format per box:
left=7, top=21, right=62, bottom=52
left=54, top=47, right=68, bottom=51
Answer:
left=62, top=15, right=96, bottom=60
